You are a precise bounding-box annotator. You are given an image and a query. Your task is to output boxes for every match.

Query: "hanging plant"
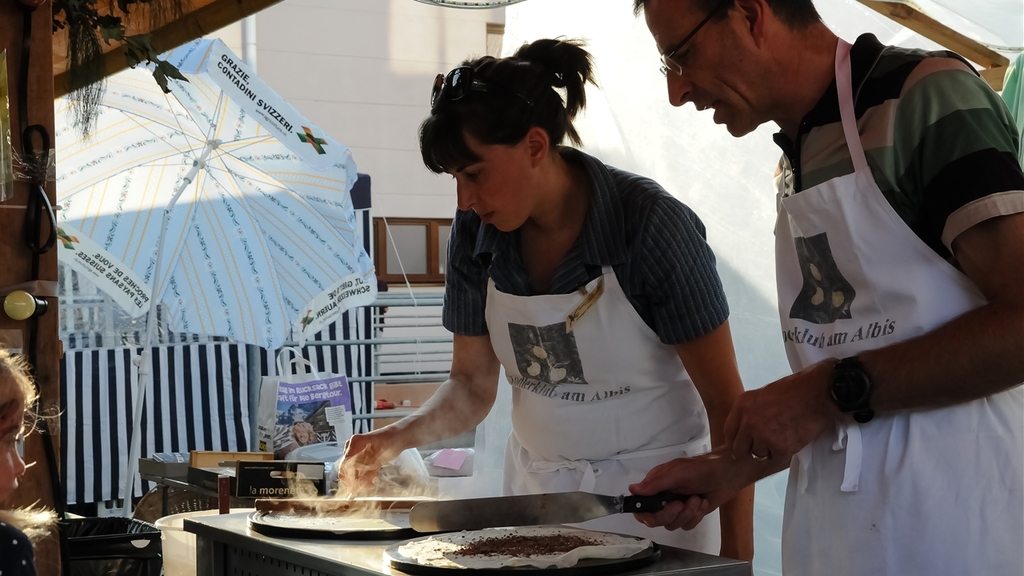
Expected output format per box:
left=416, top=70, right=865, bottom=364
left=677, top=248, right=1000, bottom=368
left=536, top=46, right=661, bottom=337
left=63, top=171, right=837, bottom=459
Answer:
left=53, top=0, right=190, bottom=137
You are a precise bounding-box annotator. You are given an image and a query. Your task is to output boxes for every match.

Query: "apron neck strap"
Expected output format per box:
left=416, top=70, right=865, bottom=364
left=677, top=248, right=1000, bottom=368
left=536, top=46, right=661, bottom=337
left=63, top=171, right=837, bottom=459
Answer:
left=834, top=39, right=869, bottom=174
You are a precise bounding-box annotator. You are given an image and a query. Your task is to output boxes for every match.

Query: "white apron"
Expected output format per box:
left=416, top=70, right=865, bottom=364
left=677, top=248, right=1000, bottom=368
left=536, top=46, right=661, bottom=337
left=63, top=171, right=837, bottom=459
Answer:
left=485, top=266, right=721, bottom=553
left=774, top=40, right=1024, bottom=576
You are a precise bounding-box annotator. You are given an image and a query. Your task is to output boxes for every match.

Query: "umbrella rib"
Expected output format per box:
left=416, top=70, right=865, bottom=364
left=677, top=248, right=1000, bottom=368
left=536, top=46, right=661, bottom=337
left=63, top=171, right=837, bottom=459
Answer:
left=204, top=164, right=287, bottom=192
left=158, top=87, right=208, bottom=157
left=160, top=78, right=235, bottom=164
left=192, top=188, right=261, bottom=338
left=201, top=156, right=295, bottom=339
left=204, top=164, right=357, bottom=237
left=216, top=135, right=279, bottom=158
left=116, top=107, right=204, bottom=159
left=179, top=229, right=228, bottom=337
left=202, top=157, right=349, bottom=279
left=207, top=91, right=229, bottom=144
left=204, top=164, right=359, bottom=243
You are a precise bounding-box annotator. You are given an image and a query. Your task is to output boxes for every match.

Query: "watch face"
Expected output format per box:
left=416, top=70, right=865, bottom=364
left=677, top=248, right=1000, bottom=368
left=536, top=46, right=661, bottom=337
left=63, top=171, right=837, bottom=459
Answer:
left=832, top=368, right=870, bottom=409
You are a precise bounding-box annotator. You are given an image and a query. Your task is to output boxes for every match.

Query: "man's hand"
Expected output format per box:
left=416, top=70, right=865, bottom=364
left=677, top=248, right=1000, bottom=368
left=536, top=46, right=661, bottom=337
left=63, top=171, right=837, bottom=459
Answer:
left=629, top=452, right=754, bottom=531
left=337, top=430, right=403, bottom=497
left=724, top=359, right=841, bottom=461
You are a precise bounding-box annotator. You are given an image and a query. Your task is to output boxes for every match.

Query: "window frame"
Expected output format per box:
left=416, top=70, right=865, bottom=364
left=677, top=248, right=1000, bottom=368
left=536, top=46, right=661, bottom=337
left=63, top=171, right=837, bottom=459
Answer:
left=373, top=217, right=452, bottom=285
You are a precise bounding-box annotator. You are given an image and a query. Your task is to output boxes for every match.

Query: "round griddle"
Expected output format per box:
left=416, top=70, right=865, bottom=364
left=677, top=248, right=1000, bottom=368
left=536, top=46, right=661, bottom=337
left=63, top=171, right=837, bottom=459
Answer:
left=384, top=533, right=660, bottom=575
left=247, top=510, right=419, bottom=540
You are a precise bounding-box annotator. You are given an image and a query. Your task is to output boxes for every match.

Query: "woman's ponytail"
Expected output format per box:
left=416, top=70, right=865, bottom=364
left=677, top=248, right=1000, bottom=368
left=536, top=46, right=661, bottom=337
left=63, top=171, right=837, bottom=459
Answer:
left=512, top=38, right=595, bottom=127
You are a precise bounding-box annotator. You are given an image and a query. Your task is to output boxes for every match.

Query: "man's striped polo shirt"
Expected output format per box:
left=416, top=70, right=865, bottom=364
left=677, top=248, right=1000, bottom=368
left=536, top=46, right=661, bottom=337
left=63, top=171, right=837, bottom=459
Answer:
left=773, top=33, right=1024, bottom=260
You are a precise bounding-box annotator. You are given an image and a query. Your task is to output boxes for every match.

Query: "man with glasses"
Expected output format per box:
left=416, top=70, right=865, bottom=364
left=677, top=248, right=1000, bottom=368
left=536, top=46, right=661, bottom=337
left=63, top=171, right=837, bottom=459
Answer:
left=628, top=0, right=1024, bottom=574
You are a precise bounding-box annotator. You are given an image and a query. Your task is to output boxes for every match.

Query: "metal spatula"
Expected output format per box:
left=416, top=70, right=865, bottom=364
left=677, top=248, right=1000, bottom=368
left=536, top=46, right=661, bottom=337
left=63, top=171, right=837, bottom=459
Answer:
left=409, top=491, right=690, bottom=532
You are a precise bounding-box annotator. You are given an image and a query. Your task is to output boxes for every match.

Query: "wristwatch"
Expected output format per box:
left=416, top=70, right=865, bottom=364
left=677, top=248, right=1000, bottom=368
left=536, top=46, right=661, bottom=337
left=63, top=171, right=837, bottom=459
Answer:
left=829, top=356, right=875, bottom=423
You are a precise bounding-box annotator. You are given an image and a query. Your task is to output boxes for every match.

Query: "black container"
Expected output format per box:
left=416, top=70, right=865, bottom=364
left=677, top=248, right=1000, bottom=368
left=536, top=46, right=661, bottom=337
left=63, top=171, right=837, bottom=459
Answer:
left=61, top=517, right=162, bottom=576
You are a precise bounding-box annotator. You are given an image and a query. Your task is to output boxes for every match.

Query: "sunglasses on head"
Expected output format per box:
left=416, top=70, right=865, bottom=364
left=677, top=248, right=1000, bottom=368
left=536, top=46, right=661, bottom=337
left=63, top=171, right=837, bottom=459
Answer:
left=430, top=66, right=533, bottom=111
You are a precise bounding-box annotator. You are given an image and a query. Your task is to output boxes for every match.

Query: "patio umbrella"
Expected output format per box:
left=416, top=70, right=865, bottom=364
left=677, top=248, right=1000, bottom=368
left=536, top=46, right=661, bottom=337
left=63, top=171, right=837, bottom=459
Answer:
left=54, top=38, right=377, bottom=503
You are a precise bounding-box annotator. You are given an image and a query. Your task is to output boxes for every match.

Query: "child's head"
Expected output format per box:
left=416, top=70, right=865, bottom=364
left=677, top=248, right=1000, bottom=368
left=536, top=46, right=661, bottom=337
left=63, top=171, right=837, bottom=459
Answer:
left=0, top=349, right=34, bottom=504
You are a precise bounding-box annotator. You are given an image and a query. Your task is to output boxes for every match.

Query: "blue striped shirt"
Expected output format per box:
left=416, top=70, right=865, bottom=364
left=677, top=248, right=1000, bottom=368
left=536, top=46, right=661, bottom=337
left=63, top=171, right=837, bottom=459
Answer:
left=443, top=149, right=729, bottom=345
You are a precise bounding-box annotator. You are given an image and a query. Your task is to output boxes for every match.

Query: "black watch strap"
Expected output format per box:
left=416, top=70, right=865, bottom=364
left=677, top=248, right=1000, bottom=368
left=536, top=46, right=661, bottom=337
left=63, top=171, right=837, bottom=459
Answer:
left=831, top=356, right=874, bottom=423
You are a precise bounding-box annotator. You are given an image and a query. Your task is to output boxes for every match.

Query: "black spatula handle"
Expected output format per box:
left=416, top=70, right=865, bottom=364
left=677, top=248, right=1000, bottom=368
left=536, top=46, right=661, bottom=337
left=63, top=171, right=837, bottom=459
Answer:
left=622, top=492, right=692, bottom=513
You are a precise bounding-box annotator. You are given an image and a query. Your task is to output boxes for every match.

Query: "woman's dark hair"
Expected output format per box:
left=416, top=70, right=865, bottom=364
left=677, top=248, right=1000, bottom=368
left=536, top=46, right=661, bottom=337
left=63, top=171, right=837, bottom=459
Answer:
left=419, top=38, right=596, bottom=174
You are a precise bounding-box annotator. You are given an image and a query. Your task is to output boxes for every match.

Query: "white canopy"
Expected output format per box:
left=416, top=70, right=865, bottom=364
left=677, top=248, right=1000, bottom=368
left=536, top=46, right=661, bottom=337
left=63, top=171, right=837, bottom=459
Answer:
left=503, top=1, right=1021, bottom=574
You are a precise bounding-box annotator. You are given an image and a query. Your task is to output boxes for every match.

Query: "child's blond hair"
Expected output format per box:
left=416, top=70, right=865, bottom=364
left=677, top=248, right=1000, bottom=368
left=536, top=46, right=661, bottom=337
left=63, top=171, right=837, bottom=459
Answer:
left=0, top=349, right=56, bottom=542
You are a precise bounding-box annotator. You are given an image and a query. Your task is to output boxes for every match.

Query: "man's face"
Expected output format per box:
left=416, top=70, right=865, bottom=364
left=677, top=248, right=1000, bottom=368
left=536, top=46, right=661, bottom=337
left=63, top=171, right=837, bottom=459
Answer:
left=643, top=0, right=769, bottom=137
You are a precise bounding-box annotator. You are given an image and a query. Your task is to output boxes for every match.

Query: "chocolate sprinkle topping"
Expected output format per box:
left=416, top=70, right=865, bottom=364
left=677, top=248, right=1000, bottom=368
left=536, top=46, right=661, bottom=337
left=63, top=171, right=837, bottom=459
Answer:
left=455, top=533, right=600, bottom=557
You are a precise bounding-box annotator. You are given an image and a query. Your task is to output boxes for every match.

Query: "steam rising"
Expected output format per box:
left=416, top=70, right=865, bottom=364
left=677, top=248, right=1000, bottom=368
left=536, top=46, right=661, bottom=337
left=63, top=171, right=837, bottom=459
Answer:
left=264, top=448, right=437, bottom=525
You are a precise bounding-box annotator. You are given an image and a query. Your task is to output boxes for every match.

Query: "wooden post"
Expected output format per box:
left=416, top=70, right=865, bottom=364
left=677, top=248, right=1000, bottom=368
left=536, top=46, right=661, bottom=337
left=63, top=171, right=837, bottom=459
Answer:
left=0, top=2, right=60, bottom=576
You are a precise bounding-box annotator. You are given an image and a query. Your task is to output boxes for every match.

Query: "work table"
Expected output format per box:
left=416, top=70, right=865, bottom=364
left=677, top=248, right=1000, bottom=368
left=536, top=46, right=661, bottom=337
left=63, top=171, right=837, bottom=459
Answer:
left=185, top=512, right=750, bottom=575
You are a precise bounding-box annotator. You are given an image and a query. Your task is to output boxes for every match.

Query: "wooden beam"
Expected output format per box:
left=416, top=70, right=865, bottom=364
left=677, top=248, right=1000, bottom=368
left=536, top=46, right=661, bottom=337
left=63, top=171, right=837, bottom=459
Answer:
left=979, top=66, right=1008, bottom=90
left=857, top=0, right=1009, bottom=91
left=54, top=0, right=283, bottom=97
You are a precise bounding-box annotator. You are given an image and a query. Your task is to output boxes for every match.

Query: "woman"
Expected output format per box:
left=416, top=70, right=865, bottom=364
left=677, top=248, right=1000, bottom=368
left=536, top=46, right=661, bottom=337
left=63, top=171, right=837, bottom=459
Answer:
left=0, top=350, right=55, bottom=576
left=341, top=38, right=752, bottom=559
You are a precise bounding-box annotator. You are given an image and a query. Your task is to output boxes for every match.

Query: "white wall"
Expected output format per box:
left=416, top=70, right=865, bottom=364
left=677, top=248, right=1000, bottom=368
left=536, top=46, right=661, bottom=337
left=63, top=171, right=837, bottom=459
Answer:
left=232, top=0, right=503, bottom=220
left=208, top=19, right=242, bottom=56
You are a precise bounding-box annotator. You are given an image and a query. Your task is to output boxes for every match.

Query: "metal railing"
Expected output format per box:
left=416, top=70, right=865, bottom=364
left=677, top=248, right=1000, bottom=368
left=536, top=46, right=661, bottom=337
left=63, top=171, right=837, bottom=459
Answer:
left=367, top=289, right=452, bottom=384
left=277, top=288, right=454, bottom=428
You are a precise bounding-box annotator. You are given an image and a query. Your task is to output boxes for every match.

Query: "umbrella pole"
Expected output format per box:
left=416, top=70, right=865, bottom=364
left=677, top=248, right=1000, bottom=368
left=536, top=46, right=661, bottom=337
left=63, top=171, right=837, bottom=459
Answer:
left=122, top=141, right=218, bottom=513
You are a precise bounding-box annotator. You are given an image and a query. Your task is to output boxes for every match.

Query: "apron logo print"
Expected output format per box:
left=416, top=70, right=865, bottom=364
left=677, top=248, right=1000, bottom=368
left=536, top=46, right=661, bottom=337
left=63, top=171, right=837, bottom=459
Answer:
left=508, top=322, right=588, bottom=388
left=790, top=233, right=856, bottom=324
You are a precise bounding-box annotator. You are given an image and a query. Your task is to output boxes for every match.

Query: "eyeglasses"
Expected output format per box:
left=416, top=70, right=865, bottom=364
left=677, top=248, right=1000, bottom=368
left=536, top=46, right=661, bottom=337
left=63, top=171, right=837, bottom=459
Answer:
left=659, top=0, right=732, bottom=76
left=430, top=66, right=532, bottom=111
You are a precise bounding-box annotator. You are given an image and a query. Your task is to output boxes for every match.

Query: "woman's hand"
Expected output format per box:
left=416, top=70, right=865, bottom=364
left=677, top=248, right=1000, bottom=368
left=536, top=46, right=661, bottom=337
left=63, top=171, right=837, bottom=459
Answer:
left=337, top=335, right=501, bottom=497
left=337, top=429, right=404, bottom=496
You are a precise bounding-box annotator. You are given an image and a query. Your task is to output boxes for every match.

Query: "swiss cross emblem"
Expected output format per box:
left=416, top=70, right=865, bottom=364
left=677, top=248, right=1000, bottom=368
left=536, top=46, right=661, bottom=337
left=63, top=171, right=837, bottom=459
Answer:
left=57, top=227, right=79, bottom=250
left=297, top=126, right=328, bottom=154
left=300, top=310, right=315, bottom=331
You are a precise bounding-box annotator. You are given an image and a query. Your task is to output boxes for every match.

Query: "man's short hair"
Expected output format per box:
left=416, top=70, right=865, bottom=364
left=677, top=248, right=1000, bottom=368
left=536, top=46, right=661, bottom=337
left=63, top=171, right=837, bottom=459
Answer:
left=633, top=0, right=820, bottom=29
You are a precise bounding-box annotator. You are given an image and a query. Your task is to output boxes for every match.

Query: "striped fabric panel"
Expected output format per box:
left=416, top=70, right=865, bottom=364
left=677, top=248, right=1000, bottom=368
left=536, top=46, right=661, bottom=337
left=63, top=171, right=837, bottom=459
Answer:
left=92, top=341, right=371, bottom=499
left=57, top=199, right=375, bottom=504
left=60, top=343, right=250, bottom=504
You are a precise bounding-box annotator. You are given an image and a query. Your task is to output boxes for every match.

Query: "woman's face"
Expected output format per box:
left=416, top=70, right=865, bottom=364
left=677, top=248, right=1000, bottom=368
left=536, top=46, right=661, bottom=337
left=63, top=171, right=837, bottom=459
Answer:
left=451, top=130, right=541, bottom=232
left=0, top=406, right=26, bottom=504
left=293, top=423, right=314, bottom=445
